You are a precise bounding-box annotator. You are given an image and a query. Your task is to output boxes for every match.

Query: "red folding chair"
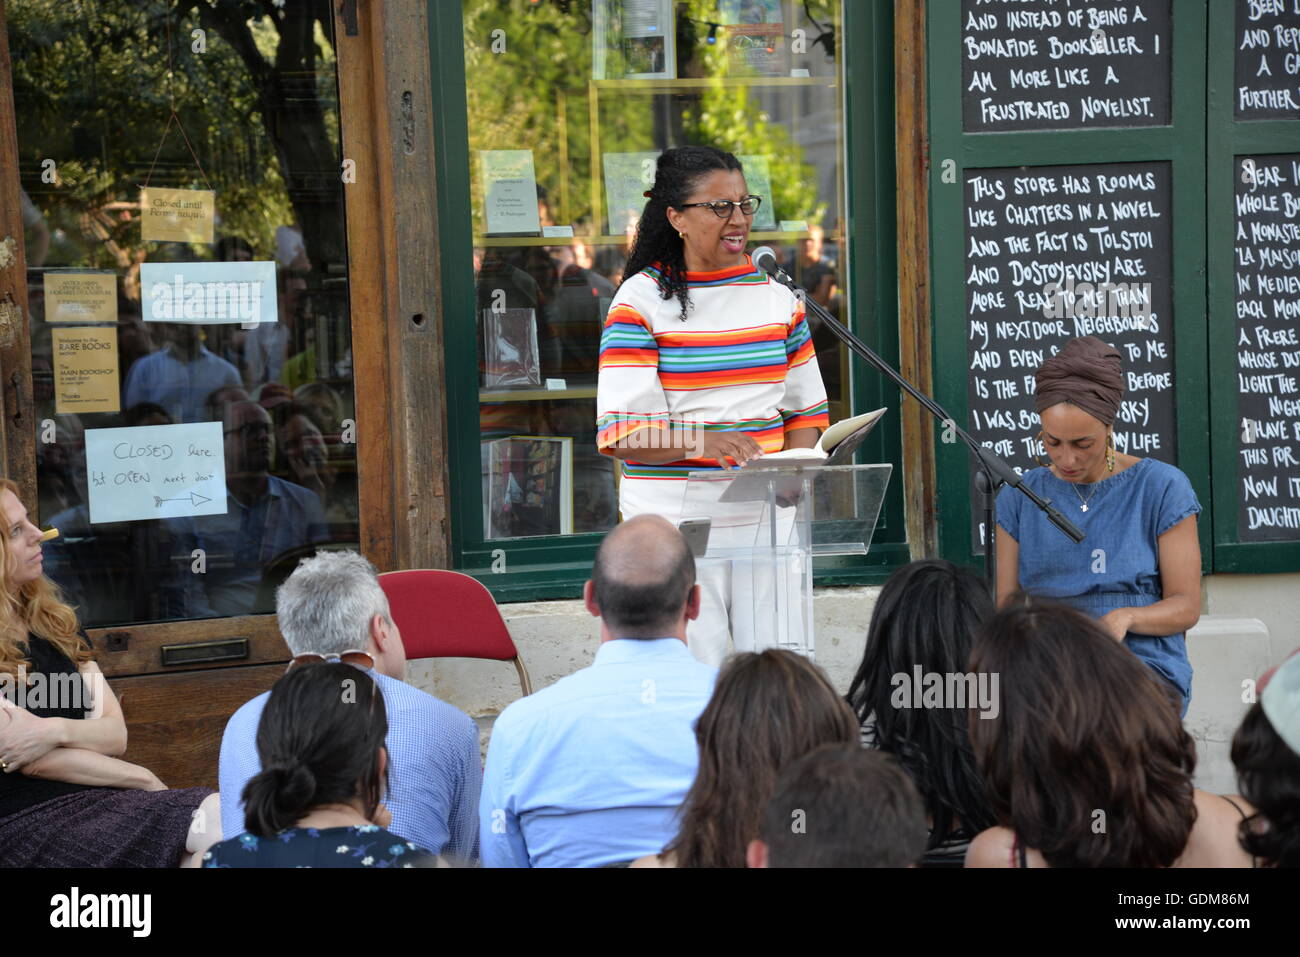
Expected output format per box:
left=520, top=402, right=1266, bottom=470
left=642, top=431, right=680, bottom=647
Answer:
left=378, top=569, right=533, bottom=697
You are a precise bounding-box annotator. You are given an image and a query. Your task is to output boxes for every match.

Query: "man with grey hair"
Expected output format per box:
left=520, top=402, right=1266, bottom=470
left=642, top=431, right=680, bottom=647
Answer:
left=217, top=550, right=481, bottom=860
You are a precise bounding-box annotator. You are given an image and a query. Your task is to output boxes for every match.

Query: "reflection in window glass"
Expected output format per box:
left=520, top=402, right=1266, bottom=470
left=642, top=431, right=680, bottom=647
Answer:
left=462, top=0, right=846, bottom=541
left=9, top=0, right=358, bottom=626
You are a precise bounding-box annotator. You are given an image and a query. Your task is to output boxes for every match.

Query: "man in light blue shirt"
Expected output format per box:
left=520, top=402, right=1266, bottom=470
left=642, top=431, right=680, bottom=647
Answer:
left=479, top=514, right=716, bottom=867
left=122, top=323, right=242, bottom=423
left=219, top=550, right=481, bottom=861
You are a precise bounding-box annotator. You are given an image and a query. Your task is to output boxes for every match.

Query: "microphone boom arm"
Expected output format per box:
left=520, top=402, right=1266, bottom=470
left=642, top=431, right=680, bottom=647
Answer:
left=749, top=248, right=1084, bottom=590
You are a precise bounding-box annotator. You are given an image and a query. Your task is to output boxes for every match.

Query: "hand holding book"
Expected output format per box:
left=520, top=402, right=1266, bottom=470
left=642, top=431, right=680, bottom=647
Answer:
left=745, top=408, right=888, bottom=469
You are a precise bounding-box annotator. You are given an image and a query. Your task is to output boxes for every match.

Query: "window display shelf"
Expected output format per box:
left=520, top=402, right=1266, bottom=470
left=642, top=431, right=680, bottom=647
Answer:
left=479, top=386, right=598, bottom=403
left=592, top=76, right=837, bottom=93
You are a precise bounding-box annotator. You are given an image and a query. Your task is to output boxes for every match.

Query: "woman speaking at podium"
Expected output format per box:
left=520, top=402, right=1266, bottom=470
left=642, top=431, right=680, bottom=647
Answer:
left=995, top=336, right=1202, bottom=714
left=596, top=146, right=829, bottom=666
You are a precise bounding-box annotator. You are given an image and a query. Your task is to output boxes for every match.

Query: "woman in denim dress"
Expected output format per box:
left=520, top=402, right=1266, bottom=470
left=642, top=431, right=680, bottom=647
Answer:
left=994, top=336, right=1202, bottom=715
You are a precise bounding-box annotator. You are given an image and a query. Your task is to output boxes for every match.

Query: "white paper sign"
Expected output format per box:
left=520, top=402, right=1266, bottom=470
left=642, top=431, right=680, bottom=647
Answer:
left=603, top=151, right=661, bottom=235
left=737, top=155, right=777, bottom=231
left=481, top=150, right=541, bottom=235
left=86, top=423, right=228, bottom=524
left=140, top=260, right=278, bottom=325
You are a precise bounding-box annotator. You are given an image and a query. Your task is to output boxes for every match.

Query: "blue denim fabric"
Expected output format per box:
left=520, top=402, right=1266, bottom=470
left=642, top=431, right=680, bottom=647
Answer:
left=996, top=458, right=1202, bottom=714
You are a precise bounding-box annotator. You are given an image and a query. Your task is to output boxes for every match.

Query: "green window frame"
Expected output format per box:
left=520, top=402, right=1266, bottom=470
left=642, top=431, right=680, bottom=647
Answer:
left=1206, top=0, right=1300, bottom=574
left=428, top=1, right=909, bottom=600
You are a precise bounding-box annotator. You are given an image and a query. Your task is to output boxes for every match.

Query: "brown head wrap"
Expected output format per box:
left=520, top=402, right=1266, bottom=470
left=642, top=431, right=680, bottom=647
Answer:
left=1034, top=336, right=1124, bottom=427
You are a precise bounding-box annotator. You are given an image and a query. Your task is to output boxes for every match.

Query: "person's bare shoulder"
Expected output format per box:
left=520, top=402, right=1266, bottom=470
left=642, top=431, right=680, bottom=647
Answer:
left=1175, top=791, right=1255, bottom=868
left=965, top=827, right=1015, bottom=868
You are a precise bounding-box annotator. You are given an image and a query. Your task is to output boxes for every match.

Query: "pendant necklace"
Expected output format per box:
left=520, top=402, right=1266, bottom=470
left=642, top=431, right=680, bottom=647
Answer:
left=1071, top=480, right=1098, bottom=512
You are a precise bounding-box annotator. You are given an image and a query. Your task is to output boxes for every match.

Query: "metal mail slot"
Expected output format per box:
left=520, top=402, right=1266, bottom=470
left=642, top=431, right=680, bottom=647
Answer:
left=161, top=638, right=250, bottom=667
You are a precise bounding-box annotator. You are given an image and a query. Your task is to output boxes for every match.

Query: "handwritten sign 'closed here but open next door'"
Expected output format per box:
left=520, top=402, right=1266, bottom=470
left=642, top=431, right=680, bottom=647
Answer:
left=85, top=423, right=227, bottom=525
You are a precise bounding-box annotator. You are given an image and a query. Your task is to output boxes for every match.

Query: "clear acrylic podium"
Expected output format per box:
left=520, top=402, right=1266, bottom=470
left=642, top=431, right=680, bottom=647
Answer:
left=678, top=463, right=891, bottom=660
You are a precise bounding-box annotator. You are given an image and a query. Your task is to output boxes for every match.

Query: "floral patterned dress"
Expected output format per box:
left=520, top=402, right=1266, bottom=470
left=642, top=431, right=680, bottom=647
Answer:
left=203, top=825, right=436, bottom=868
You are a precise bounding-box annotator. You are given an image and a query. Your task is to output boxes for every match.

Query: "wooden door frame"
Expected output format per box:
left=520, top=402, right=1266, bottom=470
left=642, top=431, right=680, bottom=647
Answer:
left=0, top=0, right=36, bottom=498
left=894, top=0, right=938, bottom=559
left=338, top=0, right=451, bottom=576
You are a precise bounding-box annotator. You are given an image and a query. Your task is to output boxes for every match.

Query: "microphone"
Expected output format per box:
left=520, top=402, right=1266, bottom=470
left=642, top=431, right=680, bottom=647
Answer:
left=750, top=245, right=788, bottom=281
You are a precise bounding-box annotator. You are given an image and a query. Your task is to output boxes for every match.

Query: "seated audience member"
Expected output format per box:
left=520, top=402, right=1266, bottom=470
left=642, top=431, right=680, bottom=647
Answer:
left=294, top=381, right=346, bottom=441
left=205, top=384, right=252, bottom=423
left=205, top=663, right=436, bottom=868
left=255, top=382, right=297, bottom=434
left=219, top=550, right=481, bottom=860
left=123, top=401, right=172, bottom=428
left=280, top=412, right=331, bottom=501
left=748, top=746, right=928, bottom=868
left=123, top=322, right=242, bottom=423
left=1231, top=652, right=1300, bottom=868
left=0, top=479, right=220, bottom=867
left=846, top=559, right=995, bottom=866
left=966, top=599, right=1255, bottom=868
left=188, top=400, right=327, bottom=616
left=634, top=648, right=860, bottom=868
left=479, top=515, right=716, bottom=867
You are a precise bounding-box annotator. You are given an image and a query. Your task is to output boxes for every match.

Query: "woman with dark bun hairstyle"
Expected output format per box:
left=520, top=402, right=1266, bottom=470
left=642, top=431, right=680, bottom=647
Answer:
left=596, top=146, right=830, bottom=665
left=203, top=663, right=435, bottom=868
left=995, top=335, right=1202, bottom=713
left=1231, top=652, right=1300, bottom=867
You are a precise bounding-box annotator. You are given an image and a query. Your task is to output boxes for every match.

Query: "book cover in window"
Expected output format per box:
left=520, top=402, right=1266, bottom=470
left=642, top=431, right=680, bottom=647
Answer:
left=720, top=0, right=786, bottom=77
left=484, top=436, right=574, bottom=538
left=621, top=0, right=676, bottom=79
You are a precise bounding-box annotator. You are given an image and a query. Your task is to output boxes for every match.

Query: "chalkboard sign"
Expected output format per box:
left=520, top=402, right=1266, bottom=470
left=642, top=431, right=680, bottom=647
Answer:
left=1235, top=0, right=1300, bottom=120
left=961, top=0, right=1172, bottom=132
left=964, top=161, right=1177, bottom=547
left=1235, top=153, right=1300, bottom=541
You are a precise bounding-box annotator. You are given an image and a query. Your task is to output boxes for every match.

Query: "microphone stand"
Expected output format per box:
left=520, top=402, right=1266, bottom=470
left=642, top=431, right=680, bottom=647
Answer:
left=757, top=257, right=1084, bottom=591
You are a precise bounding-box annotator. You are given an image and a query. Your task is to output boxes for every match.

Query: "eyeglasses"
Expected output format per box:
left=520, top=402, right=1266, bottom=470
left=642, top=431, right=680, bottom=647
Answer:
left=286, top=649, right=375, bottom=673
left=677, top=196, right=762, bottom=218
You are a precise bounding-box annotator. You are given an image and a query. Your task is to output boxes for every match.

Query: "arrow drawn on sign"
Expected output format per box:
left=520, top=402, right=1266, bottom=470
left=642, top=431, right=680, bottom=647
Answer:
left=154, top=491, right=213, bottom=509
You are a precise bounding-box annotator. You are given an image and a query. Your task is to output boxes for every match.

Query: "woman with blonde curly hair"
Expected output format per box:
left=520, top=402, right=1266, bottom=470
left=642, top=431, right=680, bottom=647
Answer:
left=0, top=478, right=219, bottom=866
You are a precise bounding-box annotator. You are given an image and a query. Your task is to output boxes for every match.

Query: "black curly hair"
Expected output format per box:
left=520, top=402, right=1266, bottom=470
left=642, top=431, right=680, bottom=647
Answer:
left=622, top=146, right=744, bottom=321
left=1231, top=700, right=1300, bottom=867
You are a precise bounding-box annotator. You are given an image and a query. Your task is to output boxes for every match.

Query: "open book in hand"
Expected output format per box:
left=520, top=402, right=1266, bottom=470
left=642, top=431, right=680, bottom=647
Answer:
left=742, top=408, right=888, bottom=469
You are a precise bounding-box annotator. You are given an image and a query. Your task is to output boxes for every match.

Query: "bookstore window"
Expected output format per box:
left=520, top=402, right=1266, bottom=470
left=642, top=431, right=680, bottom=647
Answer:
left=461, top=0, right=848, bottom=543
left=7, top=1, right=359, bottom=626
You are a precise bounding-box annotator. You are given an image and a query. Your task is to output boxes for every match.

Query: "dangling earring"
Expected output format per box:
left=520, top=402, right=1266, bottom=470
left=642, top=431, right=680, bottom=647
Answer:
left=1035, top=431, right=1050, bottom=468
left=1106, top=432, right=1116, bottom=472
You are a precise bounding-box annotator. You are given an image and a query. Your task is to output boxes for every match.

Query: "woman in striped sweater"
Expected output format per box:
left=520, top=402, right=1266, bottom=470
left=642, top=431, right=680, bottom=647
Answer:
left=596, top=146, right=829, bottom=665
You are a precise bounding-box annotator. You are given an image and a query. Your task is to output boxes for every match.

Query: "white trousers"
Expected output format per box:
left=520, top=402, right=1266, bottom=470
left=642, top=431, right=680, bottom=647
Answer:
left=686, top=552, right=810, bottom=667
